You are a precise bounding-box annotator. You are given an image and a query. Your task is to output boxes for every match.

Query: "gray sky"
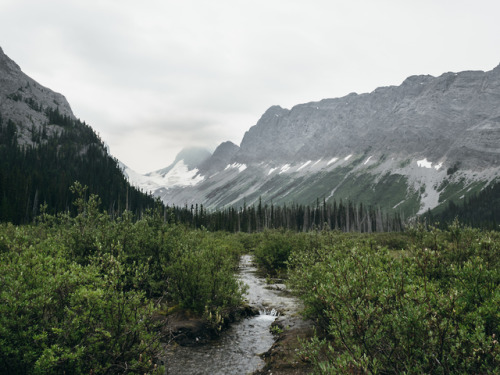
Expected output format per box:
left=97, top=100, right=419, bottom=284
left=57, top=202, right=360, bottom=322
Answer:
left=1, top=0, right=499, bottom=173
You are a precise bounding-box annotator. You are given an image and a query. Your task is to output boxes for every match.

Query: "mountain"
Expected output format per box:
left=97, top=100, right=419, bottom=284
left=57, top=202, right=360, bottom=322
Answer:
left=122, top=147, right=211, bottom=195
left=142, top=64, right=500, bottom=217
left=0, top=47, right=74, bottom=142
left=0, top=47, right=155, bottom=223
left=152, top=147, right=211, bottom=176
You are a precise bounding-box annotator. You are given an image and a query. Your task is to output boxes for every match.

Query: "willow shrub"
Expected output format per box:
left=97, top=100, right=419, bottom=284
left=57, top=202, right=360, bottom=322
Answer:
left=254, top=230, right=311, bottom=273
left=0, top=225, right=163, bottom=374
left=288, top=226, right=500, bottom=374
left=166, top=229, right=245, bottom=316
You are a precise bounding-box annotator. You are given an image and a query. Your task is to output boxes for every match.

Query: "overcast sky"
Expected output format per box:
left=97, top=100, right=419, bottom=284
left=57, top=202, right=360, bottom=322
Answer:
left=1, top=0, right=499, bottom=173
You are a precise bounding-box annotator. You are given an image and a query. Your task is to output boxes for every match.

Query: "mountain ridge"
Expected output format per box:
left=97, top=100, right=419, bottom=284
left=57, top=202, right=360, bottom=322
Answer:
left=127, top=63, right=500, bottom=216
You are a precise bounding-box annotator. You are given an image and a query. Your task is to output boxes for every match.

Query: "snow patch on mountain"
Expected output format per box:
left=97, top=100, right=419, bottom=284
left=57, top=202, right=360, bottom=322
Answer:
left=434, top=162, right=443, bottom=170
left=279, top=164, right=291, bottom=174
left=123, top=160, right=204, bottom=192
left=364, top=156, right=374, bottom=165
left=312, top=159, right=322, bottom=167
left=416, top=158, right=445, bottom=171
left=417, top=158, right=433, bottom=168
left=225, top=163, right=247, bottom=172
left=152, top=160, right=204, bottom=187
left=297, top=160, right=312, bottom=171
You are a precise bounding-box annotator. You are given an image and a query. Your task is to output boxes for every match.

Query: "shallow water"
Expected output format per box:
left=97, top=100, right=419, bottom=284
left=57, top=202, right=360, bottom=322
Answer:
left=164, top=254, right=299, bottom=375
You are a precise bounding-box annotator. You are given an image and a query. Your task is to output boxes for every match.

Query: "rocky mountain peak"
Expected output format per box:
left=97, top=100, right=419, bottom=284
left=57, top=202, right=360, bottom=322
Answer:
left=149, top=147, right=211, bottom=177
left=0, top=46, right=22, bottom=74
left=0, top=46, right=75, bottom=146
left=199, top=141, right=239, bottom=174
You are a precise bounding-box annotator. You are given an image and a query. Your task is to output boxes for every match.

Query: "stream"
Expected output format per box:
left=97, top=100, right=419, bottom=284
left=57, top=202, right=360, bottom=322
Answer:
left=164, top=254, right=301, bottom=375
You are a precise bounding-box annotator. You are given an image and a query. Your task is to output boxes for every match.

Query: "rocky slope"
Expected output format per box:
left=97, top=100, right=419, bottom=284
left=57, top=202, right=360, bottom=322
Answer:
left=127, top=64, right=500, bottom=217
left=235, top=67, right=500, bottom=170
left=0, top=47, right=75, bottom=144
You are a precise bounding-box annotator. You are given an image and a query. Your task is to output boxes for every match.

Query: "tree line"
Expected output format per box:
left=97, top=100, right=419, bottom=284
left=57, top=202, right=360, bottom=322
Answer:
left=166, top=198, right=405, bottom=233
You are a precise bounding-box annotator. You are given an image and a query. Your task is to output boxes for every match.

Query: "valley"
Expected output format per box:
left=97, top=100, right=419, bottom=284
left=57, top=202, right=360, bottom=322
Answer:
left=1, top=45, right=499, bottom=374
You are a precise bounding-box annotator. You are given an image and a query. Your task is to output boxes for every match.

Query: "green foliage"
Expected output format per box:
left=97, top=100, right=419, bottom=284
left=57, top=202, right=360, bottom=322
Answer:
left=0, top=184, right=247, bottom=373
left=287, top=226, right=500, bottom=374
left=426, top=180, right=500, bottom=230
left=446, top=162, right=460, bottom=175
left=0, top=225, right=163, bottom=374
left=167, top=229, right=244, bottom=313
left=254, top=230, right=308, bottom=273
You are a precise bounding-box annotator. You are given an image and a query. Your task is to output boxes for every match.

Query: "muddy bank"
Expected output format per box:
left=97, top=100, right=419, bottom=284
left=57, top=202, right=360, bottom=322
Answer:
left=254, top=315, right=314, bottom=375
left=155, top=304, right=259, bottom=346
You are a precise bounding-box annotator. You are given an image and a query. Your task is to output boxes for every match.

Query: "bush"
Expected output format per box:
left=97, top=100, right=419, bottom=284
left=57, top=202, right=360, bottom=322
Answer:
left=0, top=227, right=163, bottom=374
left=0, top=184, right=247, bottom=373
left=254, top=230, right=308, bottom=273
left=288, top=227, right=500, bottom=374
left=166, top=229, right=244, bottom=315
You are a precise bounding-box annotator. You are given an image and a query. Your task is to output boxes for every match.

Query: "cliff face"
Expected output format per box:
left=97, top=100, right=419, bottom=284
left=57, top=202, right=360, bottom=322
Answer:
left=235, top=67, right=500, bottom=169
left=0, top=47, right=75, bottom=144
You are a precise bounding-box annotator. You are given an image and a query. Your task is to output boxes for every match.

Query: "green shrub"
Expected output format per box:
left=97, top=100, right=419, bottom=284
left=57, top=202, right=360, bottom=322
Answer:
left=166, top=229, right=244, bottom=314
left=254, top=230, right=308, bottom=273
left=0, top=228, right=163, bottom=374
left=288, top=227, right=500, bottom=374
left=0, top=184, right=248, bottom=373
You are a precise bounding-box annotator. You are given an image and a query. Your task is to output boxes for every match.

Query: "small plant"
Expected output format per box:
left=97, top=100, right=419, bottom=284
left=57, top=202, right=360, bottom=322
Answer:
left=270, top=324, right=284, bottom=335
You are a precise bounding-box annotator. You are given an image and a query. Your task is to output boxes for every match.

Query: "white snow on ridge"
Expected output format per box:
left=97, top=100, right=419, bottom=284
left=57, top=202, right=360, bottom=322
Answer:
left=417, top=158, right=433, bottom=168
left=364, top=155, right=373, bottom=165
left=417, top=158, right=443, bottom=170
left=125, top=160, right=205, bottom=192
left=297, top=160, right=312, bottom=171
left=312, top=158, right=322, bottom=167
left=393, top=200, right=405, bottom=209
left=268, top=167, right=278, bottom=175
left=327, top=157, right=339, bottom=166
left=279, top=164, right=291, bottom=174
left=155, top=160, right=204, bottom=187
left=225, top=163, right=247, bottom=172
left=344, top=154, right=353, bottom=161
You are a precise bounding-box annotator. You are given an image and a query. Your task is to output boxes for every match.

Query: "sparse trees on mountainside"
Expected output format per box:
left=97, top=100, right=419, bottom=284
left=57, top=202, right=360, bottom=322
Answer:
left=424, top=181, right=500, bottom=230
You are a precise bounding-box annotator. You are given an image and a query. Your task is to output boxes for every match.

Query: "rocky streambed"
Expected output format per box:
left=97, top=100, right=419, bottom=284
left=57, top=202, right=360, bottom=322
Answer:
left=162, top=254, right=312, bottom=375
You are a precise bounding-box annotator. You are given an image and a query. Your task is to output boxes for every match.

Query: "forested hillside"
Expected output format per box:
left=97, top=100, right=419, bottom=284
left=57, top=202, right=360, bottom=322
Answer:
left=0, top=108, right=155, bottom=224
left=425, top=180, right=500, bottom=229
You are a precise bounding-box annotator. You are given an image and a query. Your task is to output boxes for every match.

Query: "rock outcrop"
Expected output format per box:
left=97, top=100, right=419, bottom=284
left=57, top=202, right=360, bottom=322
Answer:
left=0, top=47, right=75, bottom=145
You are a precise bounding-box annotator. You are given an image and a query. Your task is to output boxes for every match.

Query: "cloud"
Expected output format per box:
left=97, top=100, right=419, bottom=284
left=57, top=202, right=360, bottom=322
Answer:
left=1, top=0, right=500, bottom=173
